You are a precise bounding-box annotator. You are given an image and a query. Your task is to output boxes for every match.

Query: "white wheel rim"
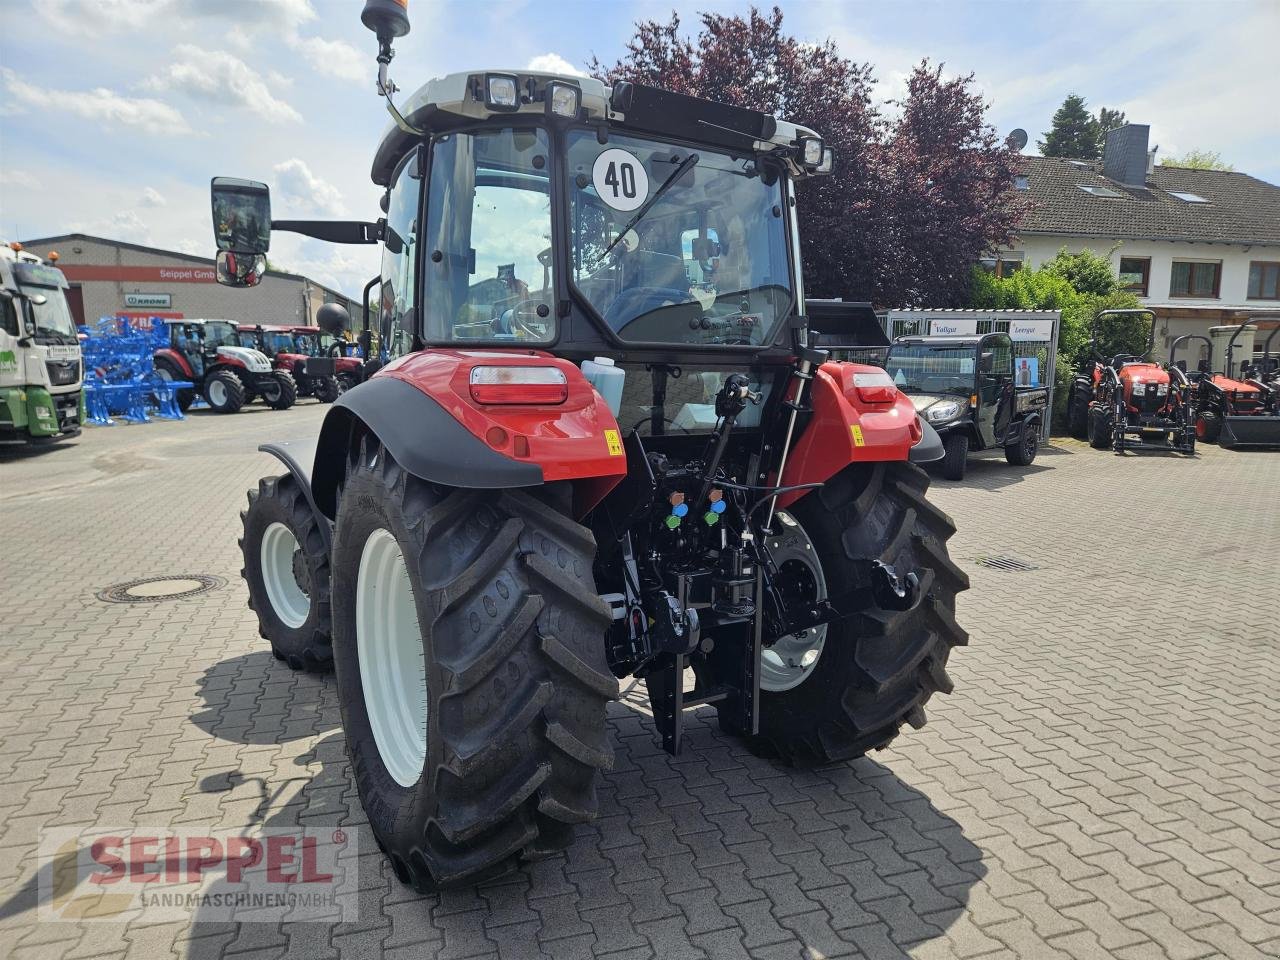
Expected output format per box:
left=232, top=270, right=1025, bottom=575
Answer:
left=156, top=368, right=172, bottom=382
left=260, top=522, right=310, bottom=629
left=759, top=514, right=829, bottom=692
left=356, top=528, right=426, bottom=788
left=208, top=379, right=227, bottom=406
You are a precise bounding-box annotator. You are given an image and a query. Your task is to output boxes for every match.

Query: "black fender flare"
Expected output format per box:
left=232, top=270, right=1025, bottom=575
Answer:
left=257, top=437, right=332, bottom=551
left=908, top=417, right=945, bottom=463
left=310, top=376, right=544, bottom=519
left=1004, top=413, right=1040, bottom=446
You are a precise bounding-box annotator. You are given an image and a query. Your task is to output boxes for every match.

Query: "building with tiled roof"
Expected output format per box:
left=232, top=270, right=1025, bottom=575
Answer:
left=992, top=124, right=1280, bottom=364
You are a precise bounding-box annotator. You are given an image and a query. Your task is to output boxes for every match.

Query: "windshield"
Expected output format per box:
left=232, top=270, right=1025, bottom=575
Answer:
left=567, top=130, right=793, bottom=346
left=21, top=285, right=79, bottom=343
left=884, top=345, right=977, bottom=395
left=178, top=321, right=238, bottom=350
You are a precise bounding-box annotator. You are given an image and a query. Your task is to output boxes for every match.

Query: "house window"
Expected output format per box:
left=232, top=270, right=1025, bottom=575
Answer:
left=1247, top=261, right=1280, bottom=300
left=1170, top=260, right=1221, bottom=298
left=1013, top=175, right=1029, bottom=191
left=1118, top=257, right=1151, bottom=296
left=1077, top=184, right=1122, bottom=198
left=978, top=252, right=1024, bottom=277
left=1168, top=191, right=1208, bottom=203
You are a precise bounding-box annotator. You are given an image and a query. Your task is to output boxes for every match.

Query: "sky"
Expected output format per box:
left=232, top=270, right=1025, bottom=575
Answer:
left=2, top=0, right=1276, bottom=296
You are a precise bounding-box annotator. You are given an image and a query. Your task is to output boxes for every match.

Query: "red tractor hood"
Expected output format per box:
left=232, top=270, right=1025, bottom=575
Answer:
left=1211, top=374, right=1260, bottom=393
left=334, top=356, right=361, bottom=372
left=1117, top=362, right=1169, bottom=385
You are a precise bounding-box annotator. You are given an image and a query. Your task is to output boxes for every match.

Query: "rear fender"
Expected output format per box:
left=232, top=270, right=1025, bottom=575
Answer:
left=777, top=362, right=921, bottom=509
left=311, top=352, right=627, bottom=520
left=258, top=438, right=331, bottom=550
left=154, top=348, right=193, bottom=379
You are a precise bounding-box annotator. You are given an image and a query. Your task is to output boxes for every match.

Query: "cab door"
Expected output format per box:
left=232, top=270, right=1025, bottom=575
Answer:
left=977, top=338, right=1014, bottom=446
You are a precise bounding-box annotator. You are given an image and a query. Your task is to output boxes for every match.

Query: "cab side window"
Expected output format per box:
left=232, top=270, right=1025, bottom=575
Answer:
left=379, top=149, right=423, bottom=361
left=1, top=296, right=18, bottom=336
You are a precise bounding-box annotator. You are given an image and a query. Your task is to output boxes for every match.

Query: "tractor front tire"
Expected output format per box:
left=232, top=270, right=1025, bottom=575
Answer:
left=1196, top=410, right=1221, bottom=443
left=263, top=371, right=298, bottom=410
left=723, top=461, right=968, bottom=765
left=330, top=439, right=617, bottom=891
left=1087, top=407, right=1111, bottom=448
left=205, top=369, right=246, bottom=413
left=315, top=376, right=341, bottom=404
left=240, top=475, right=333, bottom=672
left=939, top=433, right=968, bottom=480
left=337, top=371, right=359, bottom=395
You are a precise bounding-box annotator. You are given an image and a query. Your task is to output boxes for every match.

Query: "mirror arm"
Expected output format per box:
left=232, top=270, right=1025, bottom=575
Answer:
left=270, top=219, right=385, bottom=245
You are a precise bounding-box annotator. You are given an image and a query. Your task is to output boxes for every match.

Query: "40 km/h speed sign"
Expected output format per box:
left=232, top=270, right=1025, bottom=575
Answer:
left=592, top=148, right=649, bottom=212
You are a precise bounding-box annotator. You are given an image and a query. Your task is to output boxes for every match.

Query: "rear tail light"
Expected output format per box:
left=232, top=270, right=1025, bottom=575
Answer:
left=469, top=365, right=568, bottom=405
left=852, top=371, right=898, bottom=404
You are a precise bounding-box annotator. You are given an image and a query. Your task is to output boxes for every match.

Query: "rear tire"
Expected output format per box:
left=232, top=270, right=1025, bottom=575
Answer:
left=1004, top=424, right=1039, bottom=466
left=938, top=433, right=968, bottom=480
left=240, top=475, right=333, bottom=672
left=154, top=357, right=194, bottom=411
left=1067, top=390, right=1088, bottom=439
left=1196, top=410, right=1221, bottom=443
left=1087, top=407, right=1111, bottom=448
left=330, top=439, right=616, bottom=891
left=718, top=461, right=968, bottom=765
left=205, top=369, right=245, bottom=413
left=263, top=371, right=298, bottom=410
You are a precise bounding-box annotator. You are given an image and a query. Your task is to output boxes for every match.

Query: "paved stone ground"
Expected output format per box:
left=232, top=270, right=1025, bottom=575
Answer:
left=1, top=403, right=1278, bottom=960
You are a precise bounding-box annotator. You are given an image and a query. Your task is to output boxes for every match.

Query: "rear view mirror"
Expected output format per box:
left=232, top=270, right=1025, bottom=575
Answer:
left=216, top=250, right=266, bottom=288
left=211, top=177, right=271, bottom=255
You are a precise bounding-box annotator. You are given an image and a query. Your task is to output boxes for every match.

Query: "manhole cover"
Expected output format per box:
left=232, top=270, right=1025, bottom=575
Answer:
left=98, top=574, right=226, bottom=603
left=974, top=555, right=1037, bottom=572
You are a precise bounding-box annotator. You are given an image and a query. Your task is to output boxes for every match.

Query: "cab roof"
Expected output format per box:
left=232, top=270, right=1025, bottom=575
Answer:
left=371, top=70, right=821, bottom=187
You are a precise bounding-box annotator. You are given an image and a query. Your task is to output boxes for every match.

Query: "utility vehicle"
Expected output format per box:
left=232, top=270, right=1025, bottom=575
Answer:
left=1067, top=309, right=1195, bottom=455
left=236, top=321, right=352, bottom=403
left=1169, top=322, right=1280, bottom=448
left=154, top=318, right=297, bottom=413
left=884, top=332, right=1047, bottom=480
left=224, top=0, right=966, bottom=891
left=1, top=242, right=83, bottom=444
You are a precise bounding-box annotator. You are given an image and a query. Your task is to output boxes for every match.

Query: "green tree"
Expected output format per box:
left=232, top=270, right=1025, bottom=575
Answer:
left=1095, top=106, right=1126, bottom=155
left=1166, top=149, right=1233, bottom=171
left=1039, top=94, right=1100, bottom=159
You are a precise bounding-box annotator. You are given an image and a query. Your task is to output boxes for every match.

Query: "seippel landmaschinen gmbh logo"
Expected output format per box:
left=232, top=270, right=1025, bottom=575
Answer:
left=37, top=827, right=359, bottom=923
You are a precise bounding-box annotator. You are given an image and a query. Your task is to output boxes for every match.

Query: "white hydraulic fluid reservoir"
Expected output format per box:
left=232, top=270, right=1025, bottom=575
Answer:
left=581, top=356, right=624, bottom=416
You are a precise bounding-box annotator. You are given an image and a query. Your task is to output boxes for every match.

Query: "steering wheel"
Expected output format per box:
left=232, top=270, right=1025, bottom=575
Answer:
left=494, top=300, right=552, bottom=340
left=1110, top=354, right=1146, bottom=369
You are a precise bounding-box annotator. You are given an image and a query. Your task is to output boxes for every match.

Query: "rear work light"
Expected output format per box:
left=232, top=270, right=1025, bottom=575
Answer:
left=469, top=366, right=568, bottom=405
left=852, top=370, right=898, bottom=404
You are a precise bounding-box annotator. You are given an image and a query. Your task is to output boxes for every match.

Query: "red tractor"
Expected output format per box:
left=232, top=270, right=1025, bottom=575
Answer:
left=216, top=1, right=966, bottom=892
left=1170, top=321, right=1280, bottom=448
left=153, top=318, right=297, bottom=413
left=237, top=323, right=349, bottom=403
left=1067, top=309, right=1195, bottom=455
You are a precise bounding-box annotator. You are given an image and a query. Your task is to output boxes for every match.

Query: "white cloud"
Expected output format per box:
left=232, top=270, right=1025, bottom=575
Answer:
left=1, top=68, right=190, bottom=136
left=146, top=46, right=301, bottom=123
left=174, top=238, right=201, bottom=255
left=139, top=187, right=167, bottom=208
left=1, top=169, right=42, bottom=191
left=526, top=53, right=586, bottom=77
left=288, top=34, right=368, bottom=84
left=37, top=0, right=316, bottom=37
left=272, top=158, right=347, bottom=217
left=69, top=210, right=154, bottom=246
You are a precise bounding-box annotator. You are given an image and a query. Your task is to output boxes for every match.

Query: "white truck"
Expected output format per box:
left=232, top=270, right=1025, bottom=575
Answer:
left=1, top=242, right=84, bottom=444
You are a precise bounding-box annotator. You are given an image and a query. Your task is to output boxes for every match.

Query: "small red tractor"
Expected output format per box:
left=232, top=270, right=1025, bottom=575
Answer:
left=215, top=0, right=967, bottom=891
left=153, top=318, right=297, bottom=413
left=1067, top=309, right=1195, bottom=455
left=1170, top=320, right=1280, bottom=448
